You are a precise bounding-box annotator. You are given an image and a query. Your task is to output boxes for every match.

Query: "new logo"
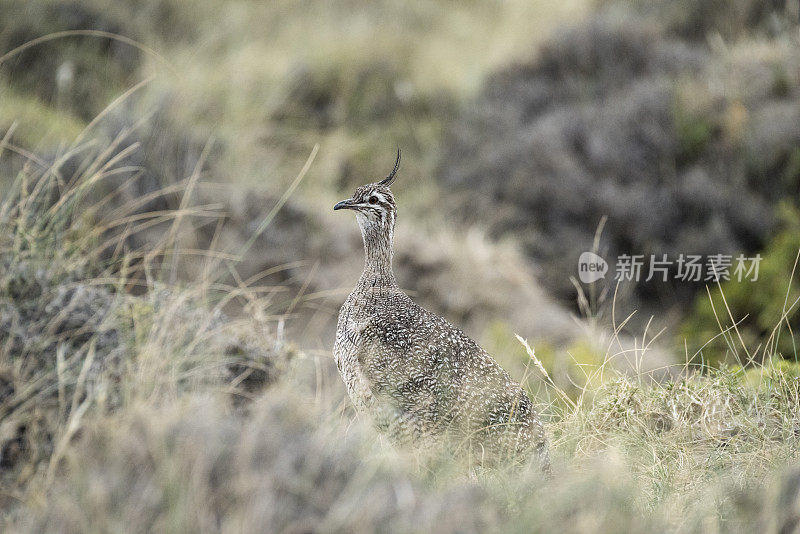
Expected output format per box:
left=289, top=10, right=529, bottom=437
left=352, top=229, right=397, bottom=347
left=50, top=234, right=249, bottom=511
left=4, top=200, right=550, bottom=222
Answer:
left=578, top=251, right=608, bottom=283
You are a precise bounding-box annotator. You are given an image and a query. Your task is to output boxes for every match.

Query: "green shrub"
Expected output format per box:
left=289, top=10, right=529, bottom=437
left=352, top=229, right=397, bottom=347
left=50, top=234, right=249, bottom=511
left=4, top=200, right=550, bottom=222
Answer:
left=680, top=203, right=800, bottom=366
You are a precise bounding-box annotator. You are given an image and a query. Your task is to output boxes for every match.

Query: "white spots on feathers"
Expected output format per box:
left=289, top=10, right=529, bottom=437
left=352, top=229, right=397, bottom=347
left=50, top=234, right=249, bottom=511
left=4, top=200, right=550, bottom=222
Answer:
left=333, top=179, right=549, bottom=469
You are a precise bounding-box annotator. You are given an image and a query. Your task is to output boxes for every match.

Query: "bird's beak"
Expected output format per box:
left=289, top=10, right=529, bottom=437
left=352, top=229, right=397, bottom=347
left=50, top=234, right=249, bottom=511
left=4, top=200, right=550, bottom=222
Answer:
left=333, top=198, right=357, bottom=211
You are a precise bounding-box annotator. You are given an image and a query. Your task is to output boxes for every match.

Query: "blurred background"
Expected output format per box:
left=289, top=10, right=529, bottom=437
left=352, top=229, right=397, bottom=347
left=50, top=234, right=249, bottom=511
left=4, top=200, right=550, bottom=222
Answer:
left=4, top=1, right=800, bottom=531
left=2, top=0, right=800, bottom=380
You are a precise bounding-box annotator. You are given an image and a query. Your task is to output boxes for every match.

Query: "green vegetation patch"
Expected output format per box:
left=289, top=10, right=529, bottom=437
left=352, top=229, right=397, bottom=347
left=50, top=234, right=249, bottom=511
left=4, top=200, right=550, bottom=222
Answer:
left=681, top=203, right=800, bottom=366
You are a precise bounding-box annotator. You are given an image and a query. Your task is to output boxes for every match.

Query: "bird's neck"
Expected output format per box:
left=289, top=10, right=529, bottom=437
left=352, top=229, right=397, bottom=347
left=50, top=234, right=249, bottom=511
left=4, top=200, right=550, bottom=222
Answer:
left=358, top=222, right=396, bottom=288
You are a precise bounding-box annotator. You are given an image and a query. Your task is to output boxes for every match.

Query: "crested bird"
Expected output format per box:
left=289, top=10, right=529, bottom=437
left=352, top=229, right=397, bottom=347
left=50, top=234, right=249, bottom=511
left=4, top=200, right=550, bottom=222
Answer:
left=333, top=150, right=549, bottom=468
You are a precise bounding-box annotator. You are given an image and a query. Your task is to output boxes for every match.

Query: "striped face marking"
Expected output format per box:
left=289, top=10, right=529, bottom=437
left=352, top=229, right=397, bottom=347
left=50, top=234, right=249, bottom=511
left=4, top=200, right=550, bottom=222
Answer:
left=349, top=185, right=397, bottom=229
left=334, top=180, right=399, bottom=269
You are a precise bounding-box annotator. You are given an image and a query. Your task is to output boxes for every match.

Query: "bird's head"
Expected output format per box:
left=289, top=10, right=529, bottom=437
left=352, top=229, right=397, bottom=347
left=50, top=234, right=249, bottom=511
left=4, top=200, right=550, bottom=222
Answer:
left=333, top=149, right=400, bottom=234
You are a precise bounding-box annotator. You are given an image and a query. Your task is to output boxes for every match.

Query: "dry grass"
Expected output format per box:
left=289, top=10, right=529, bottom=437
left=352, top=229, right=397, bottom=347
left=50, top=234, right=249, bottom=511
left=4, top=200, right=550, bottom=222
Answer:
left=1, top=130, right=800, bottom=533
left=2, top=2, right=800, bottom=532
left=0, top=127, right=289, bottom=515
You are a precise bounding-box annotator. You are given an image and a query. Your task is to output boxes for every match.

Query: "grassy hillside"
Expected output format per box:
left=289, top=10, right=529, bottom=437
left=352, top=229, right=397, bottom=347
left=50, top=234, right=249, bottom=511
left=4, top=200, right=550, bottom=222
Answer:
left=2, top=0, right=800, bottom=532
left=1, top=138, right=799, bottom=532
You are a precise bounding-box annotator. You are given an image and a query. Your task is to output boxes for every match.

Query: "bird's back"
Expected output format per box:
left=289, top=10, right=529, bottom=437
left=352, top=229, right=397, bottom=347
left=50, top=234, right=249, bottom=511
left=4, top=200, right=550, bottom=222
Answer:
left=335, top=283, right=548, bottom=465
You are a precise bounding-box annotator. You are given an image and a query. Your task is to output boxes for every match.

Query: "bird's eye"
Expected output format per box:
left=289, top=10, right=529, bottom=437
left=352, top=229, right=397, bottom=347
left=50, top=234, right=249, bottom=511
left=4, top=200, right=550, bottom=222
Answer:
left=368, top=196, right=378, bottom=204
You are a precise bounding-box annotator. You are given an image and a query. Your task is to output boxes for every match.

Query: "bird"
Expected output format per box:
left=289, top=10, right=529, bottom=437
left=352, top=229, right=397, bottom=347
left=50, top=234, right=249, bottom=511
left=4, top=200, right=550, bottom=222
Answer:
left=333, top=149, right=549, bottom=469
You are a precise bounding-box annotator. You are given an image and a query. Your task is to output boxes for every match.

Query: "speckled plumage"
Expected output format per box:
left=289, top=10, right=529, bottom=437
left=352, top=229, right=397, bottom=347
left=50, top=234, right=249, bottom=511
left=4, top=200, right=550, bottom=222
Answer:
left=333, top=153, right=549, bottom=468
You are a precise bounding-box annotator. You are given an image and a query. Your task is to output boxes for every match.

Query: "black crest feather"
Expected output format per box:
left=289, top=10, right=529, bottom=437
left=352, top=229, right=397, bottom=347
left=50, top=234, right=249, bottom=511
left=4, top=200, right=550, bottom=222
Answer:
left=378, top=148, right=401, bottom=187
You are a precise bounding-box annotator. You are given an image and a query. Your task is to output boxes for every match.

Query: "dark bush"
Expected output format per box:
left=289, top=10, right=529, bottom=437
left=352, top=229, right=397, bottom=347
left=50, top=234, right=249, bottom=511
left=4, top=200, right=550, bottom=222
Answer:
left=616, top=0, right=797, bottom=40
left=439, top=10, right=800, bottom=318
